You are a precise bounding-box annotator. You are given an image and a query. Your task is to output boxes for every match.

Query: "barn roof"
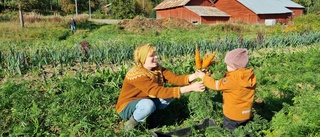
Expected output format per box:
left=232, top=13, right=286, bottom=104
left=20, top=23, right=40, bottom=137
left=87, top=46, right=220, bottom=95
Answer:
left=185, top=6, right=230, bottom=17
left=154, top=0, right=190, bottom=10
left=237, top=0, right=294, bottom=14
left=275, top=0, right=305, bottom=8
left=154, top=0, right=304, bottom=14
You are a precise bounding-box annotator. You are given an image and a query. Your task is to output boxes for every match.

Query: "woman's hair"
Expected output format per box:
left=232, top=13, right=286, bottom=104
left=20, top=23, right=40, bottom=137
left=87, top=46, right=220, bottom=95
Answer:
left=134, top=44, right=156, bottom=67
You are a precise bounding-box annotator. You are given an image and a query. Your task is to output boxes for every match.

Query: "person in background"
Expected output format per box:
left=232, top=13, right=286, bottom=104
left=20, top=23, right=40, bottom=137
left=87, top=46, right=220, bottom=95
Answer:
left=70, top=17, right=76, bottom=34
left=197, top=48, right=256, bottom=132
left=116, top=44, right=205, bottom=132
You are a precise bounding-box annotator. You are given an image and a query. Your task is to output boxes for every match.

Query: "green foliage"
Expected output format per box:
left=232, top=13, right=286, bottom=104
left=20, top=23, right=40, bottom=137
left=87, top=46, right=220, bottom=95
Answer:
left=291, top=14, right=320, bottom=31
left=0, top=81, right=48, bottom=136
left=109, top=0, right=136, bottom=19
left=205, top=126, right=232, bottom=137
left=260, top=48, right=320, bottom=136
left=188, top=91, right=223, bottom=121
left=135, top=0, right=154, bottom=17
left=91, top=9, right=107, bottom=19
left=0, top=68, right=127, bottom=136
left=308, top=0, right=320, bottom=14
left=1, top=44, right=319, bottom=136
left=0, top=10, right=18, bottom=21
left=293, top=0, right=320, bottom=14
left=231, top=114, right=270, bottom=137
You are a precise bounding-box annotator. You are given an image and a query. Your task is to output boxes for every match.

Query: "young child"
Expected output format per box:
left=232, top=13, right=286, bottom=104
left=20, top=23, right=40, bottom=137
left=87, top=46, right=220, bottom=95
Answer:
left=197, top=48, right=256, bottom=132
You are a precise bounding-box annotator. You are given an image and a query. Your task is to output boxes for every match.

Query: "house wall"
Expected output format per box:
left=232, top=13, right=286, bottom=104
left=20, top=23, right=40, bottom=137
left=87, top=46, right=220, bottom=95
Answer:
left=156, top=7, right=200, bottom=22
left=215, top=0, right=294, bottom=24
left=258, top=13, right=292, bottom=24
left=201, top=16, right=230, bottom=24
left=156, top=7, right=185, bottom=19
left=215, top=0, right=259, bottom=23
left=181, top=7, right=202, bottom=23
left=288, top=8, right=304, bottom=18
left=156, top=7, right=228, bottom=24
left=156, top=8, right=178, bottom=19
left=187, top=0, right=215, bottom=6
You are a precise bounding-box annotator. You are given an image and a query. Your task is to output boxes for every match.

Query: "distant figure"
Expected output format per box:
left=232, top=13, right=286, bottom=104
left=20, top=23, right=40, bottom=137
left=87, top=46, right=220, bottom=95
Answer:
left=70, top=17, right=76, bottom=34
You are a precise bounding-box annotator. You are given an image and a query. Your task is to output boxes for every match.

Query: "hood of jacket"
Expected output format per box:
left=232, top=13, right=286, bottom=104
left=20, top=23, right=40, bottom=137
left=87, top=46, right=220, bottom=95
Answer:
left=226, top=68, right=256, bottom=88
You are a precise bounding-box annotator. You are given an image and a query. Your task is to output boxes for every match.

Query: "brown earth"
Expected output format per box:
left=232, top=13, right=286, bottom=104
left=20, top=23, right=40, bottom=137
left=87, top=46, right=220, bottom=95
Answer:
left=118, top=16, right=197, bottom=33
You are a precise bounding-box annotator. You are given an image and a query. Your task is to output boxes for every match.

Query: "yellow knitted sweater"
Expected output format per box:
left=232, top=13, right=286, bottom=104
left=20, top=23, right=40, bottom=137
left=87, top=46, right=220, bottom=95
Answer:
left=116, top=65, right=190, bottom=114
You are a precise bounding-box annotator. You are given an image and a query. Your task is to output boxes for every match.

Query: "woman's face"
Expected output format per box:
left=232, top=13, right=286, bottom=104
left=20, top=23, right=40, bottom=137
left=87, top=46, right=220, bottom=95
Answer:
left=143, top=52, right=158, bottom=70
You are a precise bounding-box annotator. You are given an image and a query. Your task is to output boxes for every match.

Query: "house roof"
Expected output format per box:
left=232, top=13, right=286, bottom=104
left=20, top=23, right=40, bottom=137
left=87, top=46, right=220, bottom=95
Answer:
left=185, top=6, right=230, bottom=17
left=275, top=0, right=305, bottom=8
left=154, top=0, right=190, bottom=10
left=237, top=0, right=294, bottom=14
left=154, top=0, right=304, bottom=14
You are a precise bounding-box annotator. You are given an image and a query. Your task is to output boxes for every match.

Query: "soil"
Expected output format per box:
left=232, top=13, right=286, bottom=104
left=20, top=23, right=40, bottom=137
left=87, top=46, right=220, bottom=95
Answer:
left=118, top=16, right=197, bottom=33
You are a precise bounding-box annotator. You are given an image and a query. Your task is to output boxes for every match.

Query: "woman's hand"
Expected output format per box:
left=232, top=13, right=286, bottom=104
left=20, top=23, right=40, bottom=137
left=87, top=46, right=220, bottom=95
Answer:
left=188, top=73, right=198, bottom=82
left=180, top=81, right=205, bottom=94
left=190, top=81, right=206, bottom=92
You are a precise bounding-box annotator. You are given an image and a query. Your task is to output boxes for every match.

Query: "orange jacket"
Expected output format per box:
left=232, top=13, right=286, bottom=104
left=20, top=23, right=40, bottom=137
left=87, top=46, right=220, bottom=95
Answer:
left=116, top=65, right=190, bottom=114
left=203, top=68, right=256, bottom=121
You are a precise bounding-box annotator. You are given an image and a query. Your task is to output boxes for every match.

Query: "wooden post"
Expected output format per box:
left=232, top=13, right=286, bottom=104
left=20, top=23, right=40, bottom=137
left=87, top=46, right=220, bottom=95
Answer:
left=18, top=2, right=24, bottom=28
left=75, top=0, right=78, bottom=16
left=89, top=0, right=91, bottom=19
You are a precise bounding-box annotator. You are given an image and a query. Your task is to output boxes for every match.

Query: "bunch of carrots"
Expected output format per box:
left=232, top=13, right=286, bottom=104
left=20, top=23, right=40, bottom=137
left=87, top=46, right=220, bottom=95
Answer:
left=195, top=44, right=218, bottom=70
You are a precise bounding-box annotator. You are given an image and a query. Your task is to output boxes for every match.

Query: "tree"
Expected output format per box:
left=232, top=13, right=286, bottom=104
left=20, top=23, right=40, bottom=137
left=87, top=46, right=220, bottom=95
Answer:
left=293, top=0, right=316, bottom=14
left=60, top=0, right=99, bottom=15
left=109, top=0, right=135, bottom=19
left=61, top=0, right=75, bottom=13
left=135, top=0, right=153, bottom=17
left=3, top=0, right=29, bottom=28
left=0, top=0, right=5, bottom=11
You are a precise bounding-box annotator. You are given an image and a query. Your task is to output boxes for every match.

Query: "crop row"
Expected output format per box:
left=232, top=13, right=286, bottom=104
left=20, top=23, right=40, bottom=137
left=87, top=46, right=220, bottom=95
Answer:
left=0, top=31, right=319, bottom=76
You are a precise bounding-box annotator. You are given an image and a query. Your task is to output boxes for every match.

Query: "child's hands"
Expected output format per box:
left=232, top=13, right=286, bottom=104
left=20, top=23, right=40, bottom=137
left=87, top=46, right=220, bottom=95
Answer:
left=201, top=69, right=211, bottom=75
left=196, top=70, right=206, bottom=79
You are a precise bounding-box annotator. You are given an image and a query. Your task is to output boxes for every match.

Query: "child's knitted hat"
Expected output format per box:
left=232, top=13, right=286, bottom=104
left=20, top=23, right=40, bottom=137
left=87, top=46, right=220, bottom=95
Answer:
left=224, top=48, right=249, bottom=69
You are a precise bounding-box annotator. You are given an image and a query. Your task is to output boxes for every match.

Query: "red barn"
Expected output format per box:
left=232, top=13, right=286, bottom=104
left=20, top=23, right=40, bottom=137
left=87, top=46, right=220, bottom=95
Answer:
left=154, top=0, right=230, bottom=24
left=154, top=0, right=305, bottom=25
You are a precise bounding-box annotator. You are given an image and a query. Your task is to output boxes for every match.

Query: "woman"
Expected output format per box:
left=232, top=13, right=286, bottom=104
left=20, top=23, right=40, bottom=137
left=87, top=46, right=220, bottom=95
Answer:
left=116, top=44, right=205, bottom=131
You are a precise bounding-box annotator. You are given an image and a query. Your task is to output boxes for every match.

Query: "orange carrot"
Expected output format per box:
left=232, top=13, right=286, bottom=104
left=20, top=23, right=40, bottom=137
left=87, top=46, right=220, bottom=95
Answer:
left=202, top=51, right=216, bottom=69
left=195, top=44, right=202, bottom=69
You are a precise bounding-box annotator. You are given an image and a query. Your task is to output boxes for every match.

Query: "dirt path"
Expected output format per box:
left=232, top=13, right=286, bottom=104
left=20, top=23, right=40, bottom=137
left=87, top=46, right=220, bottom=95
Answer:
left=89, top=19, right=122, bottom=24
